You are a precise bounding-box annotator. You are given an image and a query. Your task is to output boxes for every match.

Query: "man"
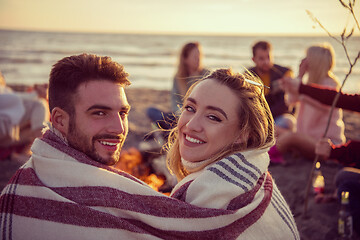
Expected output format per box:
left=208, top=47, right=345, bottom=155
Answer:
left=249, top=41, right=294, bottom=129
left=1, top=54, right=298, bottom=239
left=47, top=56, right=131, bottom=166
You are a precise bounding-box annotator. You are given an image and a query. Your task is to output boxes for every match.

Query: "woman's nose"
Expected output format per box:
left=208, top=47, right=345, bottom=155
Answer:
left=185, top=114, right=202, bottom=132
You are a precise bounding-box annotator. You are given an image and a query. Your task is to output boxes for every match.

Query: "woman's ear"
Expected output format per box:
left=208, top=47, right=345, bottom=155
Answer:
left=234, top=136, right=244, bottom=145
left=51, top=107, right=70, bottom=137
left=234, top=131, right=248, bottom=145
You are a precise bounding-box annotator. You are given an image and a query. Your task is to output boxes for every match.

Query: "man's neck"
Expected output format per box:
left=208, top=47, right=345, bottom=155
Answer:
left=47, top=123, right=69, bottom=145
left=256, top=67, right=269, bottom=76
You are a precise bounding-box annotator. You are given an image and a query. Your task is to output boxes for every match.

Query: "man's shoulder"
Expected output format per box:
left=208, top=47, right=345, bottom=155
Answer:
left=246, top=67, right=258, bottom=76
left=273, top=64, right=291, bottom=73
left=271, top=64, right=293, bottom=79
left=247, top=66, right=257, bottom=72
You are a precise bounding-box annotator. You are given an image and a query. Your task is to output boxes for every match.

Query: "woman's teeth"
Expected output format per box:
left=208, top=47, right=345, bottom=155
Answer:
left=186, top=135, right=204, bottom=144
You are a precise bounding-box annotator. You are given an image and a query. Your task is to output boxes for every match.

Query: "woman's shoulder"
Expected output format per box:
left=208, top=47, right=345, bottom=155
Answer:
left=321, top=76, right=339, bottom=89
left=201, top=68, right=211, bottom=76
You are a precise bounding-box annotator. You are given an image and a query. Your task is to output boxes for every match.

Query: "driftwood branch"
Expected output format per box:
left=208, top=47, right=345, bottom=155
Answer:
left=303, top=0, right=360, bottom=216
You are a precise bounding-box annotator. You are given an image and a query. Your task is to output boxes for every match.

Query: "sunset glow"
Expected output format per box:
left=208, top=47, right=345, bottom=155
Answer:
left=0, top=0, right=358, bottom=35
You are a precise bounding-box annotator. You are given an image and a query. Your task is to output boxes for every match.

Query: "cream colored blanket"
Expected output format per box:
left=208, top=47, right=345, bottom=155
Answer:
left=1, top=130, right=299, bottom=239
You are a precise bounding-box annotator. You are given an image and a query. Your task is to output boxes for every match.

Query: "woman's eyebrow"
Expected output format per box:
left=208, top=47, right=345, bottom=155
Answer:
left=187, top=97, right=228, bottom=119
left=207, top=106, right=228, bottom=119
left=187, top=97, right=196, bottom=104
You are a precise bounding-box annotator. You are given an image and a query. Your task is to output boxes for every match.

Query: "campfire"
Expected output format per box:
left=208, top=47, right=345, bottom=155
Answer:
left=114, top=147, right=170, bottom=194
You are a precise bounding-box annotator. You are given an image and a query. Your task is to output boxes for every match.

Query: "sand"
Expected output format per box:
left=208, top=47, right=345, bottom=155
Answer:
left=1, top=88, right=359, bottom=240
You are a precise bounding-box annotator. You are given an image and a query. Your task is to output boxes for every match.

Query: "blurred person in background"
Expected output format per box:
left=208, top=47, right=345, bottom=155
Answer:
left=249, top=40, right=295, bottom=134
left=281, top=73, right=360, bottom=235
left=0, top=71, right=49, bottom=160
left=270, top=43, right=346, bottom=164
left=147, top=42, right=209, bottom=131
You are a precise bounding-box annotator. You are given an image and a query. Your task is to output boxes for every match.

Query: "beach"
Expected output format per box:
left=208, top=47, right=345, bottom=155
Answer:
left=1, top=87, right=360, bottom=239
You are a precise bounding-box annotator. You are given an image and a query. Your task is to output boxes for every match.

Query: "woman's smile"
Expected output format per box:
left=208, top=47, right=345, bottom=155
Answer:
left=184, top=133, right=206, bottom=145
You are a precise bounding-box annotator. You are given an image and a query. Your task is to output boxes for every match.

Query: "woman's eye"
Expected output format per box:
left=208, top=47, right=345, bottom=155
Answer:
left=184, top=105, right=195, bottom=113
left=208, top=115, right=221, bottom=122
left=119, top=111, right=129, bottom=118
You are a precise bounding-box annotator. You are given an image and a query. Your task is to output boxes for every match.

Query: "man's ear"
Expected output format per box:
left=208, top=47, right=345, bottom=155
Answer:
left=51, top=107, right=70, bottom=136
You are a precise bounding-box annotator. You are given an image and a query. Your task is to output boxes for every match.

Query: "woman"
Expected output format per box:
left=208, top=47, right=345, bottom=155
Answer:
left=281, top=76, right=360, bottom=234
left=147, top=42, right=209, bottom=130
left=273, top=43, right=346, bottom=161
left=171, top=42, right=209, bottom=112
left=166, top=68, right=299, bottom=239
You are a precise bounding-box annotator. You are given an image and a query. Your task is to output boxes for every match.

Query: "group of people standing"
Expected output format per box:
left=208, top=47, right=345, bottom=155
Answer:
left=0, top=38, right=358, bottom=239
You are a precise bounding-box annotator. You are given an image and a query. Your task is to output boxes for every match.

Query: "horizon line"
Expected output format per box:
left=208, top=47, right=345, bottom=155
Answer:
left=2, top=27, right=359, bottom=38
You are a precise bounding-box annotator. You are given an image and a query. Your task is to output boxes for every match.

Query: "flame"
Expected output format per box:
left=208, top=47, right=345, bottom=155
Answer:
left=115, top=147, right=166, bottom=192
left=143, top=174, right=165, bottom=192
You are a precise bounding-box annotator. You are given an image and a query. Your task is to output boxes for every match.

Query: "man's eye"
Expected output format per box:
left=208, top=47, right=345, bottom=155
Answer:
left=93, top=111, right=105, bottom=116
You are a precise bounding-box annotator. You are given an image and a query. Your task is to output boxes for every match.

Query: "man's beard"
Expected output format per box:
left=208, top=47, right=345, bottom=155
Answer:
left=67, top=118, right=125, bottom=165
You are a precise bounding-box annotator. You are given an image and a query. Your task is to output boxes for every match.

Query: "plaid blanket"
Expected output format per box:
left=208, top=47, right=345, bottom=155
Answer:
left=0, top=130, right=299, bottom=239
left=171, top=150, right=299, bottom=239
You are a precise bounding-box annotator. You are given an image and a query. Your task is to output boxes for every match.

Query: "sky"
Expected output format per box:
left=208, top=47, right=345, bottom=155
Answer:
left=0, top=0, right=359, bottom=35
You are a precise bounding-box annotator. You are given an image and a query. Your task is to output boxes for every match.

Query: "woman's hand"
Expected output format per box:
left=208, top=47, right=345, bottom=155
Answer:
left=298, top=58, right=308, bottom=79
left=315, top=138, right=332, bottom=160
left=280, top=77, right=301, bottom=95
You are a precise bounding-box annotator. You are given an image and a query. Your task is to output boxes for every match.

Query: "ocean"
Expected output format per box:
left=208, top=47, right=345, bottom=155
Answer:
left=0, top=29, right=359, bottom=93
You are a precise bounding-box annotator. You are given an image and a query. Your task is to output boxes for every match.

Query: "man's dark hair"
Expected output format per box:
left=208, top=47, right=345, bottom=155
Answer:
left=252, top=41, right=272, bottom=57
left=48, top=53, right=130, bottom=114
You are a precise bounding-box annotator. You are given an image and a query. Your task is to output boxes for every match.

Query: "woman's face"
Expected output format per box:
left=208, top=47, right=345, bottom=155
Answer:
left=178, top=79, right=242, bottom=163
left=184, top=47, right=201, bottom=72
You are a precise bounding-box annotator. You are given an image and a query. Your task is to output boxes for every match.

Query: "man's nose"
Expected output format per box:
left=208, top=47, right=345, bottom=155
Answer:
left=108, top=114, right=126, bottom=134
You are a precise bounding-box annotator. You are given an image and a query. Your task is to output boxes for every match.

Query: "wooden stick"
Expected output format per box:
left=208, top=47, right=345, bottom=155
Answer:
left=303, top=93, right=341, bottom=216
left=303, top=0, right=360, bottom=217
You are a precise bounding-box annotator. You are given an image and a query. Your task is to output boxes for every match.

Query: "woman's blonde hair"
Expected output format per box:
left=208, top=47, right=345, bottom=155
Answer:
left=306, top=43, right=338, bottom=86
left=166, top=68, right=275, bottom=180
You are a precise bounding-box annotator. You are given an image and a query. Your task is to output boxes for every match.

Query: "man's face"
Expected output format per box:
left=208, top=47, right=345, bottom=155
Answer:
left=66, top=80, right=130, bottom=165
left=252, top=48, right=273, bottom=73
